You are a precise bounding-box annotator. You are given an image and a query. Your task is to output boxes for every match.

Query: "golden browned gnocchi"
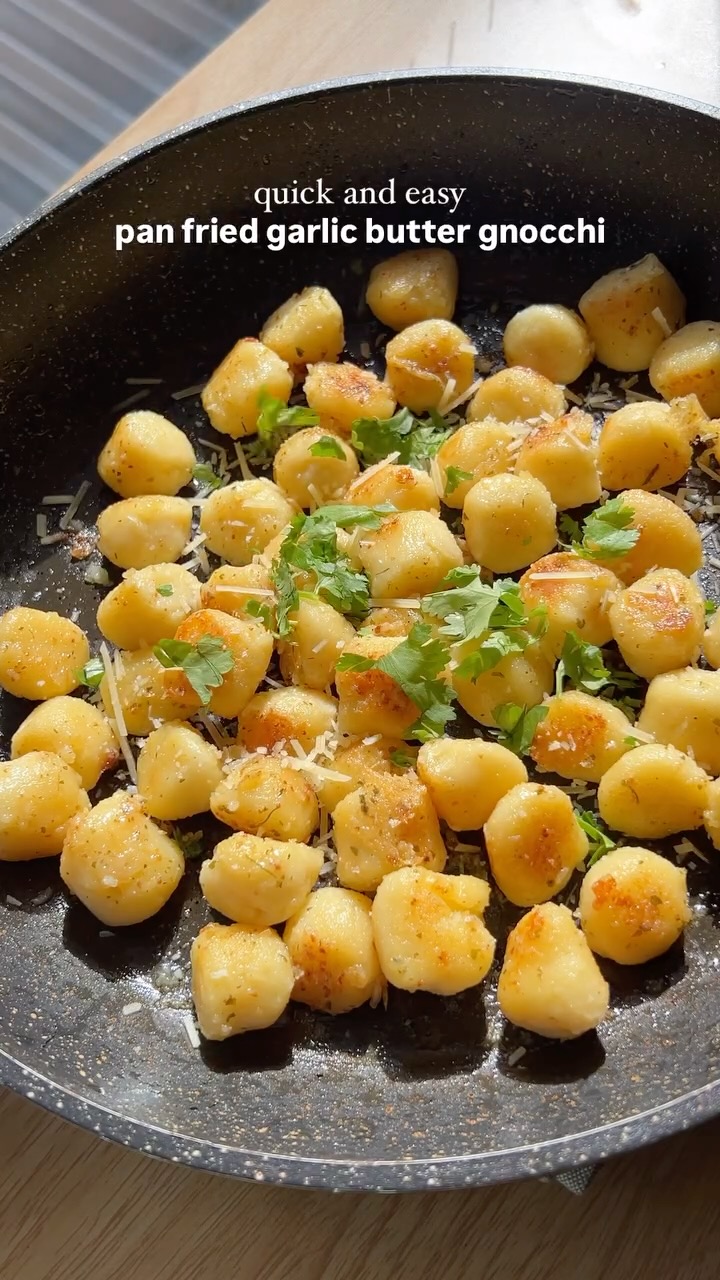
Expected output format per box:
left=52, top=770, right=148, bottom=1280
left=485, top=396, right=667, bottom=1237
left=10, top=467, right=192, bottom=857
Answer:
left=278, top=596, right=355, bottom=691
left=98, top=410, right=195, bottom=498
left=597, top=743, right=708, bottom=838
left=514, top=410, right=601, bottom=510
left=284, top=887, right=383, bottom=1014
left=99, top=646, right=195, bottom=736
left=303, top=361, right=395, bottom=435
left=162, top=608, right=273, bottom=719
left=608, top=569, right=705, bottom=678
left=96, top=563, right=201, bottom=650
left=384, top=319, right=476, bottom=413
left=332, top=771, right=446, bottom=891
left=273, top=426, right=358, bottom=509
left=649, top=320, right=720, bottom=415
left=260, top=286, right=344, bottom=376
left=637, top=668, right=720, bottom=775
left=597, top=400, right=693, bottom=492
left=358, top=509, right=463, bottom=600
left=0, top=606, right=89, bottom=700
left=191, top=922, right=294, bottom=1040
left=518, top=553, right=620, bottom=659
left=60, top=792, right=184, bottom=925
left=484, top=782, right=588, bottom=906
left=503, top=304, right=594, bottom=384
left=598, top=489, right=702, bottom=584
left=365, top=248, right=459, bottom=330
left=136, top=722, right=223, bottom=820
left=434, top=418, right=519, bottom=509
left=201, top=336, right=292, bottom=437
left=200, top=832, right=322, bottom=927
left=452, top=641, right=553, bottom=727
left=334, top=634, right=419, bottom=739
left=579, top=847, right=691, bottom=965
left=199, top=478, right=296, bottom=565
left=236, top=686, right=338, bottom=753
left=498, top=903, right=610, bottom=1039
left=467, top=366, right=566, bottom=423
left=312, top=735, right=412, bottom=812
left=530, top=691, right=634, bottom=783
left=97, top=495, right=192, bottom=570
left=416, top=738, right=527, bottom=830
left=372, top=867, right=495, bottom=995
left=210, top=756, right=319, bottom=843
left=0, top=752, right=90, bottom=860
left=11, top=697, right=118, bottom=790
left=462, top=472, right=557, bottom=572
left=345, top=462, right=439, bottom=512
left=201, top=563, right=275, bottom=620
left=363, top=605, right=422, bottom=638
left=579, top=254, right=685, bottom=371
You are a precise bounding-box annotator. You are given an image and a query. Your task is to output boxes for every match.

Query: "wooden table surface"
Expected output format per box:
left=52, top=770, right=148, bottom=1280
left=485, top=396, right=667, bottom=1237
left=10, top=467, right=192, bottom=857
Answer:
left=4, top=2, right=720, bottom=1277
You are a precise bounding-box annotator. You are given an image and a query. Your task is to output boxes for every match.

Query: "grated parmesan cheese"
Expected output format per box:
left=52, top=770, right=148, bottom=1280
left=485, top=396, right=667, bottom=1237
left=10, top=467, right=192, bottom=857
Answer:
left=651, top=306, right=672, bottom=338
left=60, top=479, right=91, bottom=530
left=182, top=1014, right=201, bottom=1048
left=122, top=1002, right=142, bottom=1016
left=99, top=641, right=137, bottom=784
left=172, top=383, right=205, bottom=401
left=233, top=440, right=255, bottom=481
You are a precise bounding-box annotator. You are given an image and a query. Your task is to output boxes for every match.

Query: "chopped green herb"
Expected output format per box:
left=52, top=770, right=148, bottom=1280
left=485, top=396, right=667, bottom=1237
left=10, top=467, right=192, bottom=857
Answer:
left=390, top=748, right=416, bottom=768
left=561, top=498, right=639, bottom=561
left=336, top=623, right=456, bottom=741
left=192, top=462, right=222, bottom=491
left=256, top=391, right=319, bottom=454
left=444, top=466, right=473, bottom=497
left=423, top=566, right=547, bottom=679
left=555, top=631, right=610, bottom=696
left=624, top=734, right=643, bottom=747
left=270, top=504, right=391, bottom=637
left=492, top=702, right=548, bottom=756
left=76, top=656, right=104, bottom=688
left=172, top=828, right=205, bottom=860
left=705, top=599, right=718, bottom=618
left=574, top=807, right=616, bottom=867
left=351, top=406, right=452, bottom=469
left=309, top=435, right=346, bottom=459
left=245, top=598, right=274, bottom=630
left=153, top=634, right=234, bottom=705
left=156, top=583, right=174, bottom=597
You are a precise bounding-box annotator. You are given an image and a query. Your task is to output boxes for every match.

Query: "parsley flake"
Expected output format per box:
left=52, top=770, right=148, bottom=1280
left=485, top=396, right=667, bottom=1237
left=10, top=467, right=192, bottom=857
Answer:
left=424, top=567, right=547, bottom=680
left=492, top=702, right=548, bottom=756
left=574, top=807, right=616, bottom=867
left=153, top=635, right=234, bottom=705
left=309, top=436, right=346, bottom=459
left=156, top=583, right=174, bottom=597
left=560, top=497, right=639, bottom=561
left=444, top=466, right=473, bottom=497
left=192, top=462, right=222, bottom=491
left=172, top=828, right=205, bottom=860
left=255, top=391, right=319, bottom=457
left=336, top=623, right=456, bottom=741
left=555, top=632, right=610, bottom=696
left=76, top=656, right=104, bottom=688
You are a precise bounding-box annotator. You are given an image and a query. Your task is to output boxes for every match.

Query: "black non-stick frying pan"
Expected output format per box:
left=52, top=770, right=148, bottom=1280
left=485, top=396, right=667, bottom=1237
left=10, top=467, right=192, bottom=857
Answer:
left=1, top=70, right=720, bottom=1191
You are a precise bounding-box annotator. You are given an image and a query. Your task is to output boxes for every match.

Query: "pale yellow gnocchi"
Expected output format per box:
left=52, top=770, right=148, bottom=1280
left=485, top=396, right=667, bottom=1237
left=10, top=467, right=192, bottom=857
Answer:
left=462, top=472, right=557, bottom=573
left=503, top=304, right=594, bottom=384
left=345, top=462, right=439, bottom=512
left=434, top=418, right=519, bottom=509
left=260, top=286, right=344, bottom=376
left=97, top=495, right=192, bottom=569
left=598, top=400, right=693, bottom=492
left=484, top=783, right=588, bottom=906
left=303, top=361, right=395, bottom=435
left=637, top=668, right=720, bottom=775
left=99, top=646, right=196, bottom=736
left=649, top=320, right=720, bottom=415
left=597, top=489, right=702, bottom=584
left=191, top=922, right=294, bottom=1040
left=210, top=756, right=319, bottom=843
left=334, top=634, right=419, bottom=739
left=384, top=319, right=476, bottom=413
left=161, top=608, right=273, bottom=720
left=366, top=248, right=458, bottom=330
left=467, top=366, right=566, bottom=424
left=518, top=553, right=620, bottom=659
left=98, top=410, right=195, bottom=498
left=332, top=771, right=446, bottom=892
left=372, top=867, right=495, bottom=996
left=579, top=847, right=691, bottom=965
left=200, top=563, right=275, bottom=621
left=199, top=478, right=296, bottom=565
left=11, top=697, right=118, bottom=790
left=236, top=686, right=338, bottom=754
left=278, top=596, right=355, bottom=691
left=201, top=336, right=292, bottom=437
left=416, top=738, right=527, bottom=830
left=608, top=569, right=705, bottom=678
left=0, top=752, right=90, bottom=860
left=200, top=832, right=323, bottom=928
left=359, top=509, right=463, bottom=600
left=96, top=563, right=201, bottom=650
left=273, top=426, right=358, bottom=509
left=60, top=792, right=184, bottom=925
left=136, top=722, right=223, bottom=820
left=0, top=606, right=89, bottom=701
left=452, top=641, right=553, bottom=727
left=284, top=887, right=383, bottom=1014
left=579, top=254, right=685, bottom=371
left=597, top=743, right=709, bottom=838
left=530, top=691, right=634, bottom=783
left=514, top=410, right=601, bottom=511
left=498, top=903, right=610, bottom=1039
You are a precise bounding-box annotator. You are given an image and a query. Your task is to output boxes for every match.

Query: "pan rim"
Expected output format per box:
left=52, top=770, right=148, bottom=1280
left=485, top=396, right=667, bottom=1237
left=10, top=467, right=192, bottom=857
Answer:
left=1, top=66, right=719, bottom=1189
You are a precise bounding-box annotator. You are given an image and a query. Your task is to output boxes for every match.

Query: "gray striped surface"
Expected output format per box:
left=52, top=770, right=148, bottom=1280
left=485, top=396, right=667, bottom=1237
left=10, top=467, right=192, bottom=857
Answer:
left=0, top=0, right=262, bottom=234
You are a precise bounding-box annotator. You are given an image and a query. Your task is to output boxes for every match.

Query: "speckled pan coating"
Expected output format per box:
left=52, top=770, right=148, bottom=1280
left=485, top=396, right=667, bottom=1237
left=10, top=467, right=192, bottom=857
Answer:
left=1, top=70, right=720, bottom=1191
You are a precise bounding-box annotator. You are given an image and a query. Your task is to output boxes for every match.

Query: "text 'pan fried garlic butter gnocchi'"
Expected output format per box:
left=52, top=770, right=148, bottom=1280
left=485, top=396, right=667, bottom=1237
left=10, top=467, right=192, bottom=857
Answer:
left=2, top=245, right=720, bottom=1054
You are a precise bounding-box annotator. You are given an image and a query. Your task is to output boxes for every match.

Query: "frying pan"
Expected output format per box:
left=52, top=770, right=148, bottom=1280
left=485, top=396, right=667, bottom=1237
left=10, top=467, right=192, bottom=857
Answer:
left=1, top=70, right=720, bottom=1192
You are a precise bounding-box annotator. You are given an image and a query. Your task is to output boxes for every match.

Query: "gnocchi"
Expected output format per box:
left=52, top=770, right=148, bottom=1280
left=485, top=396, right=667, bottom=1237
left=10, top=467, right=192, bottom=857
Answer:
left=136, top=722, right=223, bottom=820
left=597, top=743, right=708, bottom=838
left=97, top=563, right=201, bottom=650
left=11, top=697, right=118, bottom=790
left=598, top=400, right=693, bottom=492
left=278, top=596, right=355, bottom=691
left=345, top=462, right=439, bottom=513
left=97, top=495, right=192, bottom=569
left=200, top=478, right=296, bottom=565
left=161, top=608, right=273, bottom=719
left=608, top=569, right=705, bottom=678
left=649, top=320, right=720, bottom=416
left=359, top=509, right=463, bottom=600
left=503, top=304, right=594, bottom=384
left=366, top=248, right=458, bottom=330
left=467, top=366, right=566, bottom=423
left=462, top=472, right=557, bottom=572
left=284, top=887, right=383, bottom=1014
left=303, top=361, right=395, bottom=435
left=273, top=426, right=358, bottom=508
left=417, top=738, right=528, bottom=830
left=514, top=410, right=601, bottom=511
left=372, top=867, right=495, bottom=995
left=530, top=691, right=634, bottom=783
left=236, top=686, right=338, bottom=753
left=98, top=410, right=195, bottom=498
left=201, top=336, right=292, bottom=437
left=0, top=752, right=90, bottom=860
left=200, top=832, right=323, bottom=928
left=332, top=772, right=446, bottom=892
left=260, top=286, right=345, bottom=375
left=191, top=923, right=294, bottom=1040
left=0, top=606, right=89, bottom=700
left=210, top=756, right=319, bottom=843
left=579, top=254, right=685, bottom=371
left=385, top=319, right=476, bottom=413
left=579, top=847, right=691, bottom=965
left=518, top=553, right=620, bottom=659
left=637, top=668, right=720, bottom=775
left=484, top=782, right=588, bottom=906
left=434, top=418, right=519, bottom=510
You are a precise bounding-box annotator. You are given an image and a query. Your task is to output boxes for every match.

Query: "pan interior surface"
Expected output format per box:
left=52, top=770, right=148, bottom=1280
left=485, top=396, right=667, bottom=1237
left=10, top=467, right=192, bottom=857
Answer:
left=1, top=73, right=720, bottom=1189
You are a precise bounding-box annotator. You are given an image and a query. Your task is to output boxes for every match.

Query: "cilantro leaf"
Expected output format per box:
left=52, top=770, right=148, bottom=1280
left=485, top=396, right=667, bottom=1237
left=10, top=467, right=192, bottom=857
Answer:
left=574, top=807, right=616, bottom=867
left=424, top=567, right=547, bottom=680
left=455, top=630, right=530, bottom=681
left=390, top=748, right=416, bottom=768
left=562, top=498, right=639, bottom=561
left=555, top=631, right=610, bottom=696
left=705, top=599, right=718, bottom=618
left=171, top=827, right=205, bottom=860
left=351, top=407, right=452, bottom=469
left=153, top=635, right=234, bottom=704
left=156, top=583, right=174, bottom=597
left=444, top=466, right=473, bottom=497
left=312, top=503, right=393, bottom=529
left=77, top=656, right=104, bottom=688
left=492, top=702, right=548, bottom=756
left=309, top=436, right=346, bottom=459
left=192, top=462, right=222, bottom=491
left=254, top=391, right=319, bottom=458
left=336, top=623, right=457, bottom=741
left=245, top=598, right=274, bottom=630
